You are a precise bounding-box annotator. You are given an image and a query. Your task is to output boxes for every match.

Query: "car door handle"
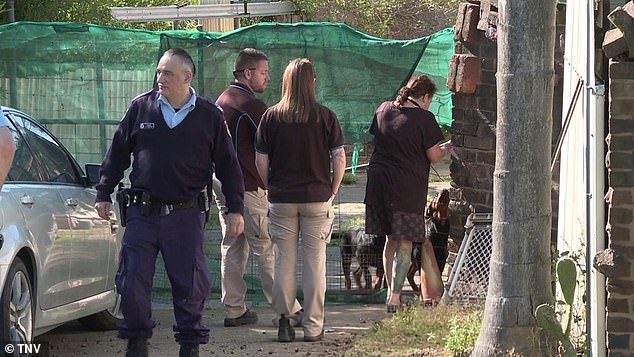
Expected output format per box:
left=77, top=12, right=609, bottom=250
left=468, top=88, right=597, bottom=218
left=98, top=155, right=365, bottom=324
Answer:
left=65, top=198, right=79, bottom=207
left=20, top=195, right=34, bottom=206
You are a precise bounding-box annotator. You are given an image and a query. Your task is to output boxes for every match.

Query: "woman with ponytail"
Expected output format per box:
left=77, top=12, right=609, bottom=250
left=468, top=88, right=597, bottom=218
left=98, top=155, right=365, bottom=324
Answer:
left=255, top=58, right=345, bottom=342
left=364, top=74, right=452, bottom=312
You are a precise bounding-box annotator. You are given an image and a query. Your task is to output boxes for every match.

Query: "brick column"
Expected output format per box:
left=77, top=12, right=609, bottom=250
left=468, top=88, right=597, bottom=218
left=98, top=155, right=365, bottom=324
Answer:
left=447, top=2, right=564, bottom=244
left=603, top=60, right=634, bottom=356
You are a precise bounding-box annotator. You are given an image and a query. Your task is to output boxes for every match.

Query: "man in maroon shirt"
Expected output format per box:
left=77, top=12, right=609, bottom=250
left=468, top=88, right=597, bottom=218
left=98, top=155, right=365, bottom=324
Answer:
left=213, top=48, right=302, bottom=327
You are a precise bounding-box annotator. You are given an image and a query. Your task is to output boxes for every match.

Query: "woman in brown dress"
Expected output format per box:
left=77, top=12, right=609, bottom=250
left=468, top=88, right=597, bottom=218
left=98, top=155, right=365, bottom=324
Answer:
left=364, top=75, right=452, bottom=311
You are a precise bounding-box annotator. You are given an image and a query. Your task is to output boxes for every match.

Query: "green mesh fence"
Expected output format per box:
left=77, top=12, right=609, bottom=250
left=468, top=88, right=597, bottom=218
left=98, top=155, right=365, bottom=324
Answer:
left=0, top=21, right=453, bottom=165
left=0, top=21, right=454, bottom=305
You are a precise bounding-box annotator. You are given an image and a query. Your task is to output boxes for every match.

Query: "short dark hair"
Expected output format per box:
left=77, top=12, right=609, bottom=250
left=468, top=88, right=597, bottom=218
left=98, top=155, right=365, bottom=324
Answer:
left=163, top=47, right=196, bottom=76
left=234, top=48, right=268, bottom=78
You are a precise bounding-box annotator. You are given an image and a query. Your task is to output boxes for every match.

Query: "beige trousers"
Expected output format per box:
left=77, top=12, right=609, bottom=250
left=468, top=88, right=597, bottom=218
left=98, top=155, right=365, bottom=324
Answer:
left=213, top=178, right=301, bottom=319
left=268, top=201, right=334, bottom=337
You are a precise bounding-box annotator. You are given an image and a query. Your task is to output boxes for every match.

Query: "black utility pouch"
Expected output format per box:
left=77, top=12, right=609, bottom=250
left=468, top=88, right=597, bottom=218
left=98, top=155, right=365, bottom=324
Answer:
left=115, top=183, right=130, bottom=227
left=141, top=191, right=152, bottom=216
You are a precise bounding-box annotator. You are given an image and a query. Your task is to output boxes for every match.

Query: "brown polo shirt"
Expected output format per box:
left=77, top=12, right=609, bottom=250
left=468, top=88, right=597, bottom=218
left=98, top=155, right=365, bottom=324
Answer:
left=255, top=104, right=344, bottom=203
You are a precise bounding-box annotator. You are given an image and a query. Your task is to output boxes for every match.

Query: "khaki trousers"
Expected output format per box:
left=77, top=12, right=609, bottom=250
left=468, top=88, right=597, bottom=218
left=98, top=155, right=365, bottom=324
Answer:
left=268, top=201, right=334, bottom=336
left=213, top=178, right=301, bottom=319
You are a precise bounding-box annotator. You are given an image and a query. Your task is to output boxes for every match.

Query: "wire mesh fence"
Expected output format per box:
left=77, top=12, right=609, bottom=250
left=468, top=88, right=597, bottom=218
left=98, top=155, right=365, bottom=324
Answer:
left=442, top=213, right=493, bottom=305
left=149, top=152, right=455, bottom=306
left=151, top=162, right=391, bottom=306
left=150, top=217, right=387, bottom=305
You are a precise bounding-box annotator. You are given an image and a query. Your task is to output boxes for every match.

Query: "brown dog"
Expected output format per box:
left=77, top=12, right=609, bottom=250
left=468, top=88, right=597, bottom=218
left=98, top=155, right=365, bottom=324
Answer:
left=406, top=189, right=451, bottom=293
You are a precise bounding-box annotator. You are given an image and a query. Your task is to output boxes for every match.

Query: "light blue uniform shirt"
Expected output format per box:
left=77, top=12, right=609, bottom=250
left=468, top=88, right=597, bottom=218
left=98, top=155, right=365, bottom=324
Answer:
left=0, top=107, right=10, bottom=128
left=157, top=88, right=197, bottom=129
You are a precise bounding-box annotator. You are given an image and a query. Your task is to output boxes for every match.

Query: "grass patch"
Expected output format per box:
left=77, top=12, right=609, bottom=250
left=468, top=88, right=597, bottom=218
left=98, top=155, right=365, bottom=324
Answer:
left=429, top=174, right=451, bottom=183
left=445, top=309, right=483, bottom=356
left=345, top=304, right=483, bottom=357
left=339, top=216, right=365, bottom=231
left=342, top=172, right=359, bottom=185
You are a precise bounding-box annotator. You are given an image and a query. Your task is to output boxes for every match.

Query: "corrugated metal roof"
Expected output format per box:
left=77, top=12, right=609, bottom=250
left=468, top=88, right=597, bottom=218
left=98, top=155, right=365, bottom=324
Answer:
left=111, top=1, right=296, bottom=22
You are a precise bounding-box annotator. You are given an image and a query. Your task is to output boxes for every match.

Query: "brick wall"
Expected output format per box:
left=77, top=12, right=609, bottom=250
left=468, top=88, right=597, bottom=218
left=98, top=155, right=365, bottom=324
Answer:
left=604, top=59, right=634, bottom=355
left=448, top=2, right=565, bottom=243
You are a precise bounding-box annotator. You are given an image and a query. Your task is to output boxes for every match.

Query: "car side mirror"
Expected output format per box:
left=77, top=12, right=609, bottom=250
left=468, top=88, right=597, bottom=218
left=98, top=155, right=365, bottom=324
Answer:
left=85, top=163, right=101, bottom=187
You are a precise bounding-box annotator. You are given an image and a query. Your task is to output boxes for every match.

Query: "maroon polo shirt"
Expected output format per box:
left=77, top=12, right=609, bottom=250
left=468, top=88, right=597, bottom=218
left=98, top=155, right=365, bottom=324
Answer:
left=216, top=82, right=267, bottom=191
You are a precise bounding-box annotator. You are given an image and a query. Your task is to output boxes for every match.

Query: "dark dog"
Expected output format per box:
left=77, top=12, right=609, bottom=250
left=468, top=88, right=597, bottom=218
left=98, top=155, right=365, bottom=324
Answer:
left=342, top=189, right=450, bottom=292
left=341, top=229, right=386, bottom=290
left=406, top=188, right=451, bottom=292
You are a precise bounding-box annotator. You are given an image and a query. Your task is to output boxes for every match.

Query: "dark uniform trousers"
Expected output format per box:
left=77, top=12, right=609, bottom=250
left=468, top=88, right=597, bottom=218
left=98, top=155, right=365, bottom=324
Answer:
left=116, top=205, right=211, bottom=344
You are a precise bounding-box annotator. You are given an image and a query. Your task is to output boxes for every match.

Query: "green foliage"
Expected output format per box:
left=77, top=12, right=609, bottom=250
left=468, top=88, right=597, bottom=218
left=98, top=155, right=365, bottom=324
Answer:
left=534, top=257, right=578, bottom=357
left=557, top=258, right=577, bottom=307
left=429, top=174, right=451, bottom=183
left=240, top=15, right=276, bottom=27
left=341, top=172, right=359, bottom=185
left=13, top=0, right=200, bottom=30
left=535, top=304, right=566, bottom=341
left=445, top=310, right=482, bottom=356
left=339, top=216, right=364, bottom=232
left=291, top=0, right=460, bottom=38
left=9, top=0, right=460, bottom=37
left=347, top=304, right=483, bottom=356
left=0, top=1, right=8, bottom=22
left=550, top=244, right=588, bottom=354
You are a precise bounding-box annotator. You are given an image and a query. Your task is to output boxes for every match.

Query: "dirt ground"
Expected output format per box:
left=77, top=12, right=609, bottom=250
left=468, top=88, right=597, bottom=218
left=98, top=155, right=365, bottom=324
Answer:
left=39, top=163, right=451, bottom=356
left=41, top=303, right=387, bottom=356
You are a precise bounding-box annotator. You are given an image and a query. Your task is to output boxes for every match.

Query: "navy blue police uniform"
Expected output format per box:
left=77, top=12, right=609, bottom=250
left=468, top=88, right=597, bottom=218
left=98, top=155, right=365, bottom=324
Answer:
left=96, top=89, right=244, bottom=345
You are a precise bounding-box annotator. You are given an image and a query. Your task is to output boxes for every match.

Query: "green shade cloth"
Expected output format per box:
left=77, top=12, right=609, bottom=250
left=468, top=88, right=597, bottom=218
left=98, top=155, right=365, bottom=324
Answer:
left=0, top=21, right=453, bottom=167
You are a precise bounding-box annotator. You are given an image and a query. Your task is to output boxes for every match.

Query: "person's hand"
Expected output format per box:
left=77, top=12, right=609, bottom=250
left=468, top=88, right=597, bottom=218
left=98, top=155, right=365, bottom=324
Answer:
left=95, top=201, right=112, bottom=220
left=440, top=140, right=453, bottom=156
left=225, top=213, right=245, bottom=238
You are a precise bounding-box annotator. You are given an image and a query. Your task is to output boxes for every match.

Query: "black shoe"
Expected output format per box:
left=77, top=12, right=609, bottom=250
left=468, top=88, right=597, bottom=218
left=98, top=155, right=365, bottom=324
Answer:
left=304, top=330, right=324, bottom=342
left=179, top=343, right=199, bottom=357
left=125, top=337, right=149, bottom=357
left=277, top=315, right=296, bottom=343
left=224, top=309, right=258, bottom=327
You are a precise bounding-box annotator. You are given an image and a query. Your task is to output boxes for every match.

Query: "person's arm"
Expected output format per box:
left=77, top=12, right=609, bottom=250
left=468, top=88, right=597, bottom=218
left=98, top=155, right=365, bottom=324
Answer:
left=0, top=127, right=16, bottom=189
left=326, top=108, right=346, bottom=200
left=426, top=140, right=453, bottom=164
left=254, top=111, right=270, bottom=189
left=255, top=152, right=269, bottom=189
left=94, top=104, right=136, bottom=220
left=210, top=108, right=245, bottom=238
left=330, top=148, right=345, bottom=199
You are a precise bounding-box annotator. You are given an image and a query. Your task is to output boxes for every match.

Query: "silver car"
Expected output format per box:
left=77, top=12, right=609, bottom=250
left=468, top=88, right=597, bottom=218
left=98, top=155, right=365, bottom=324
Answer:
left=0, top=106, right=122, bottom=345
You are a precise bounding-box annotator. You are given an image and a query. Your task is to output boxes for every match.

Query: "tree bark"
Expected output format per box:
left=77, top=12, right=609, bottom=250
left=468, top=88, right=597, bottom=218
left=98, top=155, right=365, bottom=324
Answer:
left=472, top=0, right=557, bottom=355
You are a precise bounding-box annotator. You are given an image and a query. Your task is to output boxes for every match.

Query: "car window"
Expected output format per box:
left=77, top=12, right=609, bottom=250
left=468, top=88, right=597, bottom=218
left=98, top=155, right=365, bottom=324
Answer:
left=4, top=113, right=43, bottom=182
left=10, top=113, right=81, bottom=185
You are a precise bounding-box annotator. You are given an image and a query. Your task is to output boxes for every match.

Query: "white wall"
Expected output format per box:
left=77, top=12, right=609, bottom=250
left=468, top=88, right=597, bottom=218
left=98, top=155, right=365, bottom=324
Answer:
left=558, top=1, right=606, bottom=355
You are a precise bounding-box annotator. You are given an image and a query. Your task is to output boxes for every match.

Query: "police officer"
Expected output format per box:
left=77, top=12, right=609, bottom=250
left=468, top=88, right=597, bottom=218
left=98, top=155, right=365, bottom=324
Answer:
left=95, top=48, right=245, bottom=357
left=213, top=48, right=303, bottom=327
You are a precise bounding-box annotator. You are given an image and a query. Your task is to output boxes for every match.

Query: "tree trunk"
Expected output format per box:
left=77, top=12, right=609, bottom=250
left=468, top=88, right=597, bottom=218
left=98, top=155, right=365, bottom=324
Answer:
left=6, top=0, right=15, bottom=22
left=472, top=0, right=557, bottom=356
